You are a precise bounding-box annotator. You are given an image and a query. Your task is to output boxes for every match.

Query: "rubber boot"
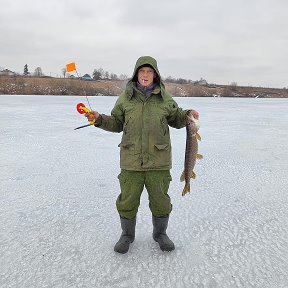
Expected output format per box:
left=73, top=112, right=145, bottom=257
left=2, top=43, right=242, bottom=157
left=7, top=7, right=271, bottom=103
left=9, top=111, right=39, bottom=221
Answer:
left=152, top=215, right=175, bottom=252
left=114, top=216, right=136, bottom=254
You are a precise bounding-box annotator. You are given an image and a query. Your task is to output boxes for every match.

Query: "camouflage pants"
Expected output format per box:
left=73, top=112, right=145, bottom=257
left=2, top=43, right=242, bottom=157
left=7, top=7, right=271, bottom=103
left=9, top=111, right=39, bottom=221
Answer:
left=116, top=169, right=172, bottom=219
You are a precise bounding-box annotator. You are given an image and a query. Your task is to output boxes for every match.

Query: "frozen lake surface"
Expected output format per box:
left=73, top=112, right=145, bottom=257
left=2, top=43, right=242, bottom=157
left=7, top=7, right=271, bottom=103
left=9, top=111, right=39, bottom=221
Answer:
left=1, top=95, right=288, bottom=288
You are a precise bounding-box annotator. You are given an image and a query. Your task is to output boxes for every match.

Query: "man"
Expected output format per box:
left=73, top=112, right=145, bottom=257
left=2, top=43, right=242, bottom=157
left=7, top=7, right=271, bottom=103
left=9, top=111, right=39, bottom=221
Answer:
left=86, top=56, right=199, bottom=253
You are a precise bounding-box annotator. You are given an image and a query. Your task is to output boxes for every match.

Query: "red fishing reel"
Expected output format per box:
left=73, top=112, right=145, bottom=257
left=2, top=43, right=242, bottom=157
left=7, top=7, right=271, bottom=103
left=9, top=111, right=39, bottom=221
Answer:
left=76, top=103, right=89, bottom=114
left=75, top=102, right=95, bottom=126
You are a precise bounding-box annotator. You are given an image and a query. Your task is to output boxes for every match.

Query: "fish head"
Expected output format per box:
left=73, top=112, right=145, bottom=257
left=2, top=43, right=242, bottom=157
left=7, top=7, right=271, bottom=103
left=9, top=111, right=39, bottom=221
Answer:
left=186, top=114, right=200, bottom=133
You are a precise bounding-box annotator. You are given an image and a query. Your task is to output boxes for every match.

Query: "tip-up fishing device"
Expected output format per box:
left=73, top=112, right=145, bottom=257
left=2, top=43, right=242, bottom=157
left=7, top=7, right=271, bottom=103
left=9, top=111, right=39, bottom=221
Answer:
left=66, top=62, right=95, bottom=130
left=74, top=103, right=95, bottom=130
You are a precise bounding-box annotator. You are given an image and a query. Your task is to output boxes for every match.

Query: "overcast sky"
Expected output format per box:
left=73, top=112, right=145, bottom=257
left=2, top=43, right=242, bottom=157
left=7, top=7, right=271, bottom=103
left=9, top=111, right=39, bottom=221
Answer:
left=1, top=0, right=287, bottom=88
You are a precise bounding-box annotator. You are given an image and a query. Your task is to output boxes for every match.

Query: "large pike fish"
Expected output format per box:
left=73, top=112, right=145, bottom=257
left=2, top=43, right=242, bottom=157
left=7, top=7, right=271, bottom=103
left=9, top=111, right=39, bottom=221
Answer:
left=180, top=115, right=202, bottom=196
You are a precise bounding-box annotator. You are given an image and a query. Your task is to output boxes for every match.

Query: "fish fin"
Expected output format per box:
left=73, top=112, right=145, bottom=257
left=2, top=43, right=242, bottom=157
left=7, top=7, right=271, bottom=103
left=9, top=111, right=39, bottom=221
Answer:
left=197, top=153, right=203, bottom=159
left=196, top=133, right=201, bottom=141
left=191, top=171, right=196, bottom=179
left=182, top=186, right=190, bottom=196
left=180, top=171, right=185, bottom=182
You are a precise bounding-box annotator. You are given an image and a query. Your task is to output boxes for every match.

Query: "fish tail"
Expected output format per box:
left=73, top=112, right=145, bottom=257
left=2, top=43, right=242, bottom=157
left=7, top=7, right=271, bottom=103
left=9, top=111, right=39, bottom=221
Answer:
left=182, top=184, right=190, bottom=196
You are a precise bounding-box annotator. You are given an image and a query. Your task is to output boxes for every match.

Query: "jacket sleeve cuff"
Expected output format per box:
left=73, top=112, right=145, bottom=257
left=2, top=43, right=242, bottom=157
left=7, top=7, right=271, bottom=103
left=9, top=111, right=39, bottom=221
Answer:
left=94, top=114, right=103, bottom=127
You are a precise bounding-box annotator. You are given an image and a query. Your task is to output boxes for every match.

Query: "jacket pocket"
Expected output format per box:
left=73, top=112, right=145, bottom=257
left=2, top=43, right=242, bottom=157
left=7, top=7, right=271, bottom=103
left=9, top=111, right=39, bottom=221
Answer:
left=153, top=143, right=171, bottom=167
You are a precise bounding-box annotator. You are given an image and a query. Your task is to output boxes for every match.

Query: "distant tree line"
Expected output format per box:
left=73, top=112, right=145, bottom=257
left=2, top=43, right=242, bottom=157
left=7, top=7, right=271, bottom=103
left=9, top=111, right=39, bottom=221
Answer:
left=163, top=76, right=208, bottom=85
left=164, top=76, right=192, bottom=84
left=60, top=66, right=129, bottom=81
left=90, top=69, right=209, bottom=85
left=1, top=64, right=286, bottom=89
left=12, top=64, right=207, bottom=85
left=91, top=68, right=128, bottom=81
left=23, top=64, right=44, bottom=77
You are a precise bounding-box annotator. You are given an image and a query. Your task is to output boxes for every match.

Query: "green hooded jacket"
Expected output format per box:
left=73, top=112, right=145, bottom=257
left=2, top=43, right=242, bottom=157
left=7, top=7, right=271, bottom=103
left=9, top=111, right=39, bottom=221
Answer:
left=97, top=56, right=189, bottom=171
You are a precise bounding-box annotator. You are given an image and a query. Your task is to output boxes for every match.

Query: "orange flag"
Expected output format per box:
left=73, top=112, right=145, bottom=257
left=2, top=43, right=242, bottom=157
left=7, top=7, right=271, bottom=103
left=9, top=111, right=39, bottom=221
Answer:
left=66, top=62, right=76, bottom=72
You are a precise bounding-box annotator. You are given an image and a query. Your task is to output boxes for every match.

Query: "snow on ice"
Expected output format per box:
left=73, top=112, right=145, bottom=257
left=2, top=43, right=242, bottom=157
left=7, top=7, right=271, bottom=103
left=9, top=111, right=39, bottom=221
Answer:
left=0, top=95, right=288, bottom=288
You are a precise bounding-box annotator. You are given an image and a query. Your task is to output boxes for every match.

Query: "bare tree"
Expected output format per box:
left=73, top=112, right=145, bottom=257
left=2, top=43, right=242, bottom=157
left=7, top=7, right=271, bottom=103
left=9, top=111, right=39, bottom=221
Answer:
left=62, top=68, right=67, bottom=78
left=110, top=73, right=118, bottom=80
left=119, top=74, right=128, bottom=80
left=92, top=69, right=101, bottom=80
left=34, top=67, right=43, bottom=77
left=98, top=68, right=105, bottom=79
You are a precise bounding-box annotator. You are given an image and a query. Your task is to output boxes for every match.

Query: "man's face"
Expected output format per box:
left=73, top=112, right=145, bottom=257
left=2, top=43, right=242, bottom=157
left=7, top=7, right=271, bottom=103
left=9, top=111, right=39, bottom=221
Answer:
left=137, top=67, right=156, bottom=87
